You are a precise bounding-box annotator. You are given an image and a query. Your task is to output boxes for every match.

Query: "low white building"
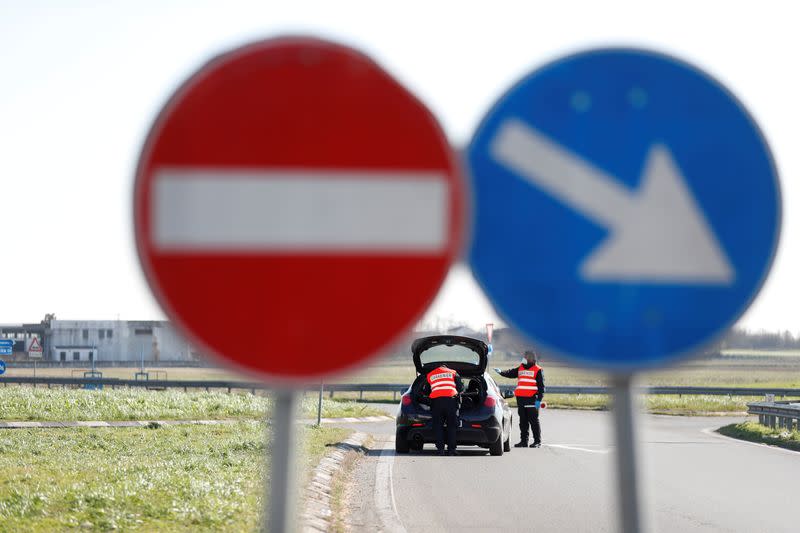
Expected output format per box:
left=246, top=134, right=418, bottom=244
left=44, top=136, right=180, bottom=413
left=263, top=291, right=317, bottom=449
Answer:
left=48, top=320, right=195, bottom=363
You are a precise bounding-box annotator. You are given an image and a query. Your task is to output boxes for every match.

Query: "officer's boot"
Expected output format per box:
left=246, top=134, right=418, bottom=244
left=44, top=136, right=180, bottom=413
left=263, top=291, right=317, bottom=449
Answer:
left=513, top=440, right=528, bottom=448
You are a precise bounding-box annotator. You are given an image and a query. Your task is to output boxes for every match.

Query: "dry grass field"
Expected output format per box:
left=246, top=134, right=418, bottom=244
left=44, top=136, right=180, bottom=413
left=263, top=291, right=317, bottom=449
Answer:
left=331, top=351, right=800, bottom=389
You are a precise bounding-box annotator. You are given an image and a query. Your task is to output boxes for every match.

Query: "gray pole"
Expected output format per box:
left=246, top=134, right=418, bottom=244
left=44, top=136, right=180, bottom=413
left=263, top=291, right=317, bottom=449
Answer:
left=317, top=382, right=324, bottom=426
left=264, top=389, right=299, bottom=533
left=612, top=373, right=648, bottom=533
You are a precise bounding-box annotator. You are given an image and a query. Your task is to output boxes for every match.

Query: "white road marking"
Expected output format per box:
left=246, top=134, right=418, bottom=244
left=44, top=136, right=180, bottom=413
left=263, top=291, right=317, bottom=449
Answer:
left=545, top=444, right=611, bottom=454
left=374, top=437, right=407, bottom=533
left=151, top=170, right=449, bottom=253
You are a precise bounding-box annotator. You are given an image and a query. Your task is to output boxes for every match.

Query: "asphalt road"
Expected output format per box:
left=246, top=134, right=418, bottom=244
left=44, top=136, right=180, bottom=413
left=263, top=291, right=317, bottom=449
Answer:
left=340, top=406, right=798, bottom=532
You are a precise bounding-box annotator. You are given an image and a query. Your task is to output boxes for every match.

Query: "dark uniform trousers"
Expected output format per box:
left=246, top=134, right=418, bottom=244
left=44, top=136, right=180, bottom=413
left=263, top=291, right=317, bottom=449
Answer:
left=517, top=396, right=541, bottom=444
left=431, top=396, right=458, bottom=452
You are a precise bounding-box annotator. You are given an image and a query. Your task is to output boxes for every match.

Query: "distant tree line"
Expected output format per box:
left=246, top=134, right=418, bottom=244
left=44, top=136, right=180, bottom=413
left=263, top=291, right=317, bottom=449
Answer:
left=390, top=323, right=800, bottom=360
left=490, top=325, right=800, bottom=353
left=717, top=326, right=800, bottom=350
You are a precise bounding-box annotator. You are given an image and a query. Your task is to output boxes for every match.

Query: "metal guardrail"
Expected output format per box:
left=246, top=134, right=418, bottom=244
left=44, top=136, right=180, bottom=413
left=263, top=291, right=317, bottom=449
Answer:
left=747, top=401, right=800, bottom=430
left=644, top=386, right=800, bottom=397
left=3, top=376, right=800, bottom=399
left=0, top=376, right=267, bottom=392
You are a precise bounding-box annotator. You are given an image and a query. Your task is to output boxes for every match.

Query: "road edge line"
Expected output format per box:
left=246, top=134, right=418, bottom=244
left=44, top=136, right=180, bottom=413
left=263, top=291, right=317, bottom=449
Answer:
left=546, top=443, right=611, bottom=454
left=375, top=436, right=408, bottom=533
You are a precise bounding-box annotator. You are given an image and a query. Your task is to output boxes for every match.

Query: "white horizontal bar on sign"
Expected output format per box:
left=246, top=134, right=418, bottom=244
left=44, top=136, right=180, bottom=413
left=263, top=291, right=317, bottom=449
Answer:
left=151, top=169, right=450, bottom=252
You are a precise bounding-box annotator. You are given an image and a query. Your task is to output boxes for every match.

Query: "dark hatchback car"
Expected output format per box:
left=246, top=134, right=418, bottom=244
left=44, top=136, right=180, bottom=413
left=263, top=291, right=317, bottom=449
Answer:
left=395, top=335, right=513, bottom=456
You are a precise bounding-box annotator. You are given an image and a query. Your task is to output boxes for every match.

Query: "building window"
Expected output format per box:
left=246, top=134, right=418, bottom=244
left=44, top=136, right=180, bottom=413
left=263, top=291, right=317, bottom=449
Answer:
left=107, top=329, right=113, bottom=339
left=88, top=351, right=94, bottom=362
left=73, top=351, right=80, bottom=361
left=99, top=330, right=105, bottom=340
left=60, top=351, right=66, bottom=362
left=134, top=328, right=152, bottom=335
left=82, top=329, right=89, bottom=340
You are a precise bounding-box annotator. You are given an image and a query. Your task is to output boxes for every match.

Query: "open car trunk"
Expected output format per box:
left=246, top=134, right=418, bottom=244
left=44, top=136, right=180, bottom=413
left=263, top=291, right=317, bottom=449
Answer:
left=410, top=335, right=491, bottom=412
left=412, top=335, right=488, bottom=376
left=410, top=373, right=488, bottom=412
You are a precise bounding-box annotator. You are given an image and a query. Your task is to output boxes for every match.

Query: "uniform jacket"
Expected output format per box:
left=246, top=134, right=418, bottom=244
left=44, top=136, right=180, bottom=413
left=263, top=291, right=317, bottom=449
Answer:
left=498, top=362, right=545, bottom=401
left=420, top=368, right=464, bottom=399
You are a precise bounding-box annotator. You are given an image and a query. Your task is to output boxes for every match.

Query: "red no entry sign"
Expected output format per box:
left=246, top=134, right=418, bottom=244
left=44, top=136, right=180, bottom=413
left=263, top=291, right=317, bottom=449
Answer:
left=134, top=37, right=463, bottom=381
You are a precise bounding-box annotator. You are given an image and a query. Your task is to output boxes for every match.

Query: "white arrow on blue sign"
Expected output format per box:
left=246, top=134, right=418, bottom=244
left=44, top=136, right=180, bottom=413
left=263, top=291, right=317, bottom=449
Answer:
left=468, top=49, right=780, bottom=370
left=0, top=339, right=12, bottom=357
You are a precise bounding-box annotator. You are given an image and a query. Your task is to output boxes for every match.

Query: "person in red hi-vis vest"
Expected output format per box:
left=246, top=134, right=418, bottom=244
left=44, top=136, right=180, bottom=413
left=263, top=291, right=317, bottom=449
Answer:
left=423, top=364, right=463, bottom=455
left=494, top=350, right=545, bottom=448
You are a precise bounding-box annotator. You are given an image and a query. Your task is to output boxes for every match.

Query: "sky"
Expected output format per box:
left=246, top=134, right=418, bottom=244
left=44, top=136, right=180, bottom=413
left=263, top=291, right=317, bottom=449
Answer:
left=1, top=0, right=797, bottom=334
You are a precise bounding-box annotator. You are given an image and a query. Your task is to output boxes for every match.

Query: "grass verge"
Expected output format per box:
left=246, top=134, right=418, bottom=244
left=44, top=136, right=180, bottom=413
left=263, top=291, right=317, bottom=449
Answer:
left=645, top=395, right=757, bottom=415
left=0, top=422, right=350, bottom=532
left=0, top=388, right=384, bottom=422
left=718, top=421, right=800, bottom=452
left=509, top=394, right=767, bottom=415
left=314, top=398, right=387, bottom=419
left=329, top=435, right=372, bottom=533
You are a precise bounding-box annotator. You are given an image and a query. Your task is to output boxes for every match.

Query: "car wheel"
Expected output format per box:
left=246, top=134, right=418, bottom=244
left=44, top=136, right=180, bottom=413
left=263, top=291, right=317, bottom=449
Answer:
left=489, top=433, right=504, bottom=456
left=395, top=431, right=410, bottom=454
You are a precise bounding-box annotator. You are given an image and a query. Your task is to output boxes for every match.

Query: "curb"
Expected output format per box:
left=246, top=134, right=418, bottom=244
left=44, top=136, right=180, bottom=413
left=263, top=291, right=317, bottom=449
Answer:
left=0, top=419, right=242, bottom=429
left=301, top=431, right=370, bottom=532
left=316, top=415, right=394, bottom=424
left=0, top=415, right=394, bottom=430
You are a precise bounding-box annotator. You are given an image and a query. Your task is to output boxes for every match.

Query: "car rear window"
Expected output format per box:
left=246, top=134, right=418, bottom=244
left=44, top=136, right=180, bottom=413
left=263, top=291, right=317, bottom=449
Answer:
left=419, top=344, right=481, bottom=367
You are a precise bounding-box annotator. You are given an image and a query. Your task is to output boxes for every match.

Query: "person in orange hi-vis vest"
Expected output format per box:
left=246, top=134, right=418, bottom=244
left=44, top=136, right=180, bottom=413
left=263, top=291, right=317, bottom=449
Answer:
left=423, top=364, right=463, bottom=455
left=494, top=350, right=545, bottom=448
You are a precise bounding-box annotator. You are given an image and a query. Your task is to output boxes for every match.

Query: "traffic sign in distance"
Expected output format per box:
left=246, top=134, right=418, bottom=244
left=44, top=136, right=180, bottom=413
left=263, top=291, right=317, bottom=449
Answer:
left=28, top=337, right=43, bottom=358
left=468, top=49, right=780, bottom=370
left=0, top=339, right=11, bottom=357
left=0, top=360, right=6, bottom=375
left=134, top=37, right=463, bottom=381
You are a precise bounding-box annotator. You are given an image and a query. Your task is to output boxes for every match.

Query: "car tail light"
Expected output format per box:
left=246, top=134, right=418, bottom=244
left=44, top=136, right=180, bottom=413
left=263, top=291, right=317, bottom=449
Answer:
left=471, top=423, right=482, bottom=428
left=412, top=423, right=424, bottom=427
left=484, top=396, right=496, bottom=408
left=401, top=394, right=412, bottom=406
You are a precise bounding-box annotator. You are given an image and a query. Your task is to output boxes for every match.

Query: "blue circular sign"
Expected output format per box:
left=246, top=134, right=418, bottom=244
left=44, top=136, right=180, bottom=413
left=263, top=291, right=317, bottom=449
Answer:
left=468, top=49, right=780, bottom=371
left=0, top=360, right=6, bottom=375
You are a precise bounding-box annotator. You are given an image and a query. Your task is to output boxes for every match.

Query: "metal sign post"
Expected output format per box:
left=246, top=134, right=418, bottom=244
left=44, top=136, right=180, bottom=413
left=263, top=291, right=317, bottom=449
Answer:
left=265, top=389, right=299, bottom=533
left=317, top=383, right=324, bottom=427
left=612, top=374, right=648, bottom=533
